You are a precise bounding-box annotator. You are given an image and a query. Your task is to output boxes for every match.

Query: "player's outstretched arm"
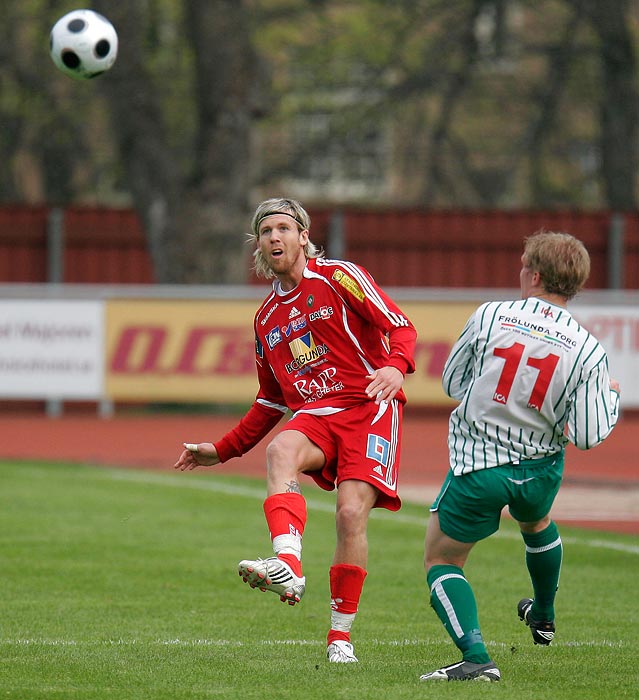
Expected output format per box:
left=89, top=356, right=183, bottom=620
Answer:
left=174, top=400, right=287, bottom=471
left=174, top=442, right=220, bottom=471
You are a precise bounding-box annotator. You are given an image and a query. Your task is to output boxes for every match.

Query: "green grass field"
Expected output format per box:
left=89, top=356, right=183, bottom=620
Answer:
left=1, top=460, right=637, bottom=699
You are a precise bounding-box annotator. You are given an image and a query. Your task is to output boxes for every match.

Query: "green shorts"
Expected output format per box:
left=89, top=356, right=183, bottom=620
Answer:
left=430, top=452, right=564, bottom=543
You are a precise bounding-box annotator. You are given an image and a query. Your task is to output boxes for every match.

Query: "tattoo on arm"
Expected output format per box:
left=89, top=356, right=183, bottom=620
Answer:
left=285, top=480, right=301, bottom=494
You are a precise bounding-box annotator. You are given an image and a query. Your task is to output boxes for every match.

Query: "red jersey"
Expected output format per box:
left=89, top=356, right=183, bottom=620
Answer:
left=215, top=257, right=417, bottom=461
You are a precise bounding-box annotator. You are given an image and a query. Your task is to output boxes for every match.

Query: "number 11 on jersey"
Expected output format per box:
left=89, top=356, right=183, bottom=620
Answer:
left=493, top=342, right=560, bottom=410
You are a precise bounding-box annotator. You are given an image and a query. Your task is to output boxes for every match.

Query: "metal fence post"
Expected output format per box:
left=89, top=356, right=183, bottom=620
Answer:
left=46, top=208, right=65, bottom=418
left=607, top=212, right=625, bottom=290
left=328, top=209, right=345, bottom=259
left=47, top=207, right=65, bottom=284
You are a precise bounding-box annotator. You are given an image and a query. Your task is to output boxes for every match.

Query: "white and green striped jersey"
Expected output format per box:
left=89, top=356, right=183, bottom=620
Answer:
left=443, top=297, right=620, bottom=475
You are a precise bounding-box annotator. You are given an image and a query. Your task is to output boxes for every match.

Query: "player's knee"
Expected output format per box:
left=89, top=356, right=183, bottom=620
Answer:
left=518, top=514, right=551, bottom=534
left=265, top=438, right=306, bottom=486
left=265, top=435, right=297, bottom=468
left=335, top=499, right=368, bottom=537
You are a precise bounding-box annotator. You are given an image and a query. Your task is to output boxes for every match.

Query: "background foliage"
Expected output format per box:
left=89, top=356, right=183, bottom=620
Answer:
left=1, top=0, right=638, bottom=282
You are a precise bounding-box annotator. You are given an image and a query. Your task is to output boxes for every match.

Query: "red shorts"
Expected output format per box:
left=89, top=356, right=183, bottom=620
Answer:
left=283, top=400, right=404, bottom=512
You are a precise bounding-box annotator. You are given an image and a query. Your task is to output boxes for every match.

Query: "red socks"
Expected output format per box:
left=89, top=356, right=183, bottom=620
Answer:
left=263, top=493, right=307, bottom=577
left=263, top=495, right=368, bottom=647
left=327, top=564, right=367, bottom=645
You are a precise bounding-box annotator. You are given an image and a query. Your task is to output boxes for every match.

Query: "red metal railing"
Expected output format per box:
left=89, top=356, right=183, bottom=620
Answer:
left=1, top=206, right=636, bottom=288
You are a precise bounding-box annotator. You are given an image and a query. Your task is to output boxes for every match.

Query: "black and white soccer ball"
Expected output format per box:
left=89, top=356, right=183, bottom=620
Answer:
left=49, top=9, right=118, bottom=80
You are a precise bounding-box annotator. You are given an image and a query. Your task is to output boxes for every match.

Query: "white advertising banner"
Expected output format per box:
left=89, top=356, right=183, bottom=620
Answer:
left=0, top=300, right=104, bottom=399
left=572, top=305, right=639, bottom=407
left=0, top=293, right=636, bottom=407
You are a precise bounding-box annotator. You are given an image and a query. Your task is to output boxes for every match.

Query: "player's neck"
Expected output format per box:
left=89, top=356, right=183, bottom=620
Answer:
left=529, top=292, right=568, bottom=309
left=275, top=257, right=307, bottom=292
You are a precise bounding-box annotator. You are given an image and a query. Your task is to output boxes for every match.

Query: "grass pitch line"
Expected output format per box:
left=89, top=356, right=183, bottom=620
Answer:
left=99, top=469, right=639, bottom=556
left=1, top=637, right=625, bottom=649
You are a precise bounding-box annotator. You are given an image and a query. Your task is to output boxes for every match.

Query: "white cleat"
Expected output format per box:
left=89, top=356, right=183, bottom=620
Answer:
left=327, top=640, right=358, bottom=663
left=238, top=556, right=306, bottom=605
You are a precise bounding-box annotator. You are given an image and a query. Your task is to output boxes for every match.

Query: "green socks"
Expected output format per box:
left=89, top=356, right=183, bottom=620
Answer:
left=426, top=522, right=562, bottom=662
left=522, top=521, right=563, bottom=621
left=427, top=564, right=491, bottom=664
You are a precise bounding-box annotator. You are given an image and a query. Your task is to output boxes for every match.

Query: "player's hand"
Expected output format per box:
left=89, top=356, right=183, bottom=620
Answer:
left=610, top=379, right=620, bottom=394
left=174, top=442, right=220, bottom=471
left=365, top=366, right=404, bottom=404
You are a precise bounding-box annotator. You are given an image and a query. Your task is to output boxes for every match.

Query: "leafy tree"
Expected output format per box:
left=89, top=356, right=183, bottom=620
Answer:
left=272, top=0, right=638, bottom=209
left=1, top=0, right=637, bottom=283
left=91, top=0, right=267, bottom=282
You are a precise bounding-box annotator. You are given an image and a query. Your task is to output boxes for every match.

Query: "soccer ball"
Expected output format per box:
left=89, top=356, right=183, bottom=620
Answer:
left=49, top=9, right=118, bottom=80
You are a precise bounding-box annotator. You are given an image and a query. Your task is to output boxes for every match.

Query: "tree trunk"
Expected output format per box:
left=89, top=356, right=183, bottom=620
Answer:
left=583, top=0, right=639, bottom=209
left=94, top=0, right=261, bottom=283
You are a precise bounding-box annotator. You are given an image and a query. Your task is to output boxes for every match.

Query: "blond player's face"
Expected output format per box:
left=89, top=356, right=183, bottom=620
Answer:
left=258, top=214, right=308, bottom=276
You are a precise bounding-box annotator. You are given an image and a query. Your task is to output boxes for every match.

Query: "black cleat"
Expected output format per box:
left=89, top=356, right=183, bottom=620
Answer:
left=420, top=660, right=501, bottom=682
left=518, top=598, right=555, bottom=645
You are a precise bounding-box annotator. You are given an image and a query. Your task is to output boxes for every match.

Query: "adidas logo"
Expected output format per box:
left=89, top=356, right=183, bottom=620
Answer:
left=268, top=568, right=294, bottom=585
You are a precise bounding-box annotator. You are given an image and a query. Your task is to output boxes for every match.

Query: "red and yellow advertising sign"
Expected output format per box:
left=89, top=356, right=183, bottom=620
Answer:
left=401, top=301, right=476, bottom=405
left=106, top=300, right=259, bottom=402
left=105, top=299, right=477, bottom=405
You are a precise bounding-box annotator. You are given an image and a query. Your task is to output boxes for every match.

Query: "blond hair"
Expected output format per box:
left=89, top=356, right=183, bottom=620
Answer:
left=523, top=230, right=591, bottom=299
left=248, top=198, right=323, bottom=279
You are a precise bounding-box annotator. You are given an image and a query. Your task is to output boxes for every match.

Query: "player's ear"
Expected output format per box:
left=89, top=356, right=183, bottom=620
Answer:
left=299, top=228, right=309, bottom=245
